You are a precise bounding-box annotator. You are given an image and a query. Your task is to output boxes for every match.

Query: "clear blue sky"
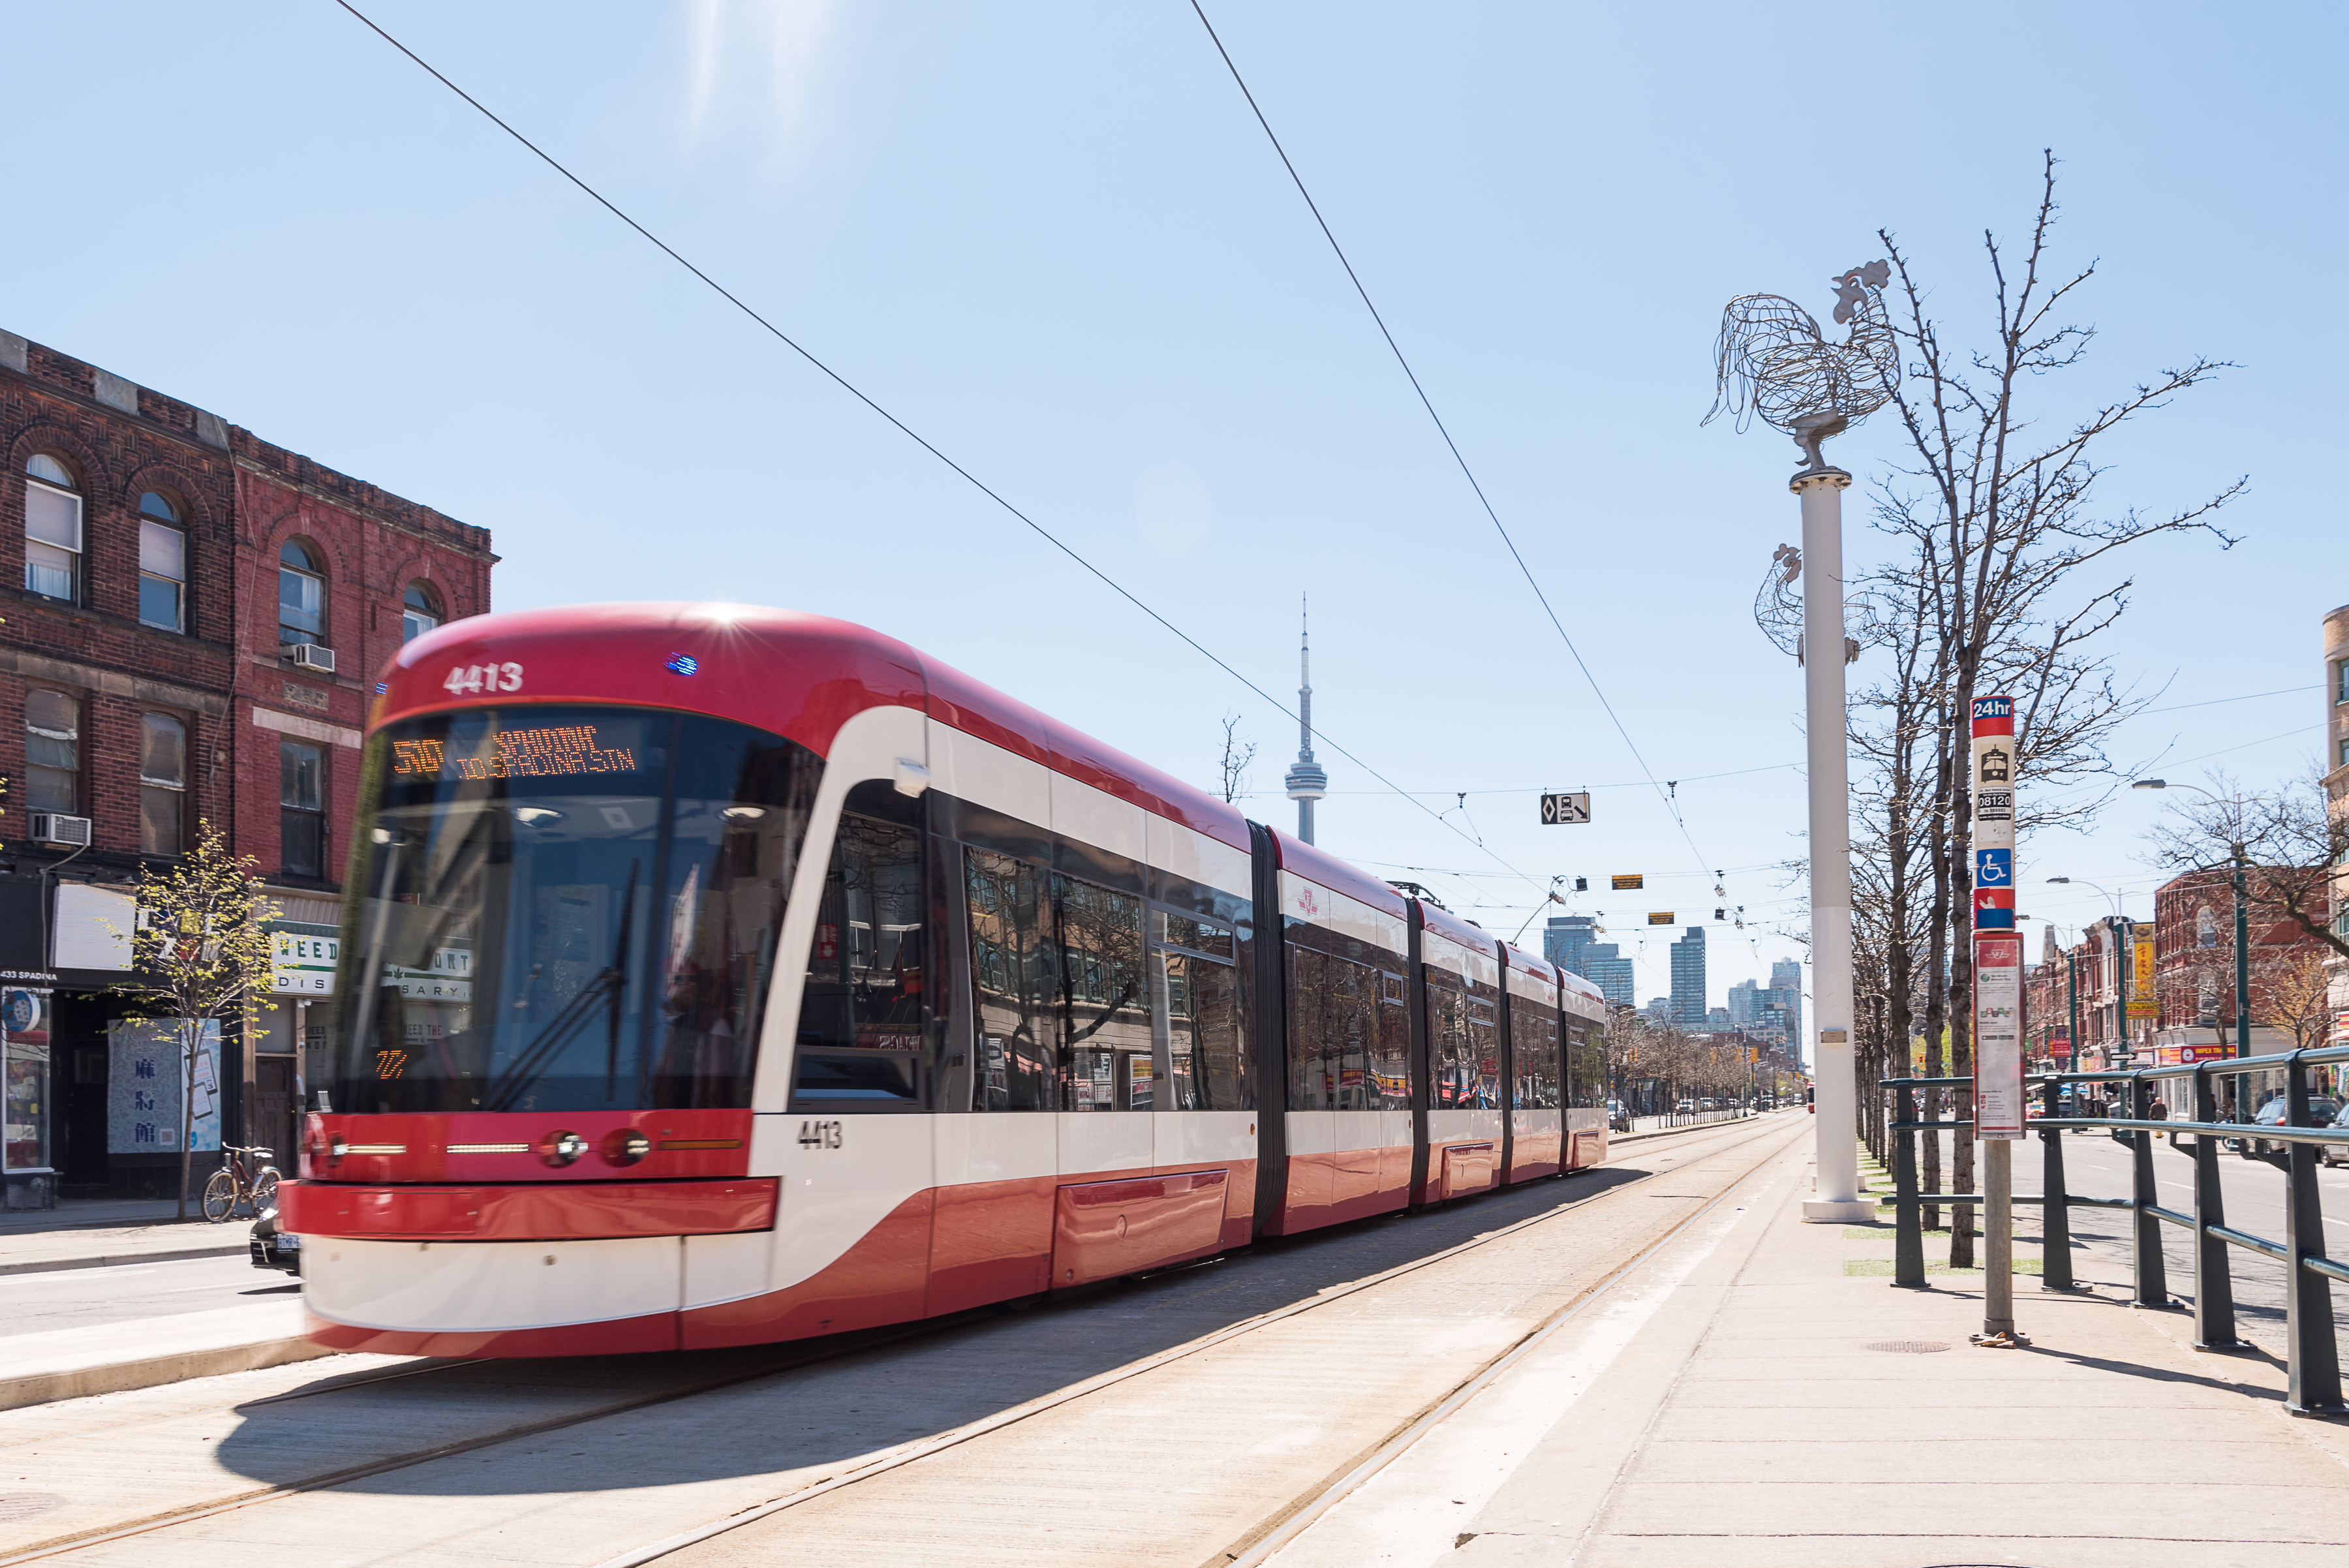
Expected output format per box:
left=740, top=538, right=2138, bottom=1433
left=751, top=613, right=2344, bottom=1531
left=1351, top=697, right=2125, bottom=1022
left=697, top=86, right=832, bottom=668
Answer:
left=7, top=2, right=2337, bottom=1023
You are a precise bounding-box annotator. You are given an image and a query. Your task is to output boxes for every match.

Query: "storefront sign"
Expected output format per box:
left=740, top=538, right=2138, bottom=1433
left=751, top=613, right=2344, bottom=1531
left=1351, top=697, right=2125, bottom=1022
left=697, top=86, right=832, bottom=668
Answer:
left=106, top=1019, right=221, bottom=1154
left=269, top=922, right=340, bottom=995
left=2128, top=936, right=2158, bottom=1017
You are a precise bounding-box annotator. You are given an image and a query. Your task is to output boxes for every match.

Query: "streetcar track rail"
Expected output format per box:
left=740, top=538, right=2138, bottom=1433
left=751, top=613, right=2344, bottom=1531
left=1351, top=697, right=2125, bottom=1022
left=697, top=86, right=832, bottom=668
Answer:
left=0, top=1114, right=1802, bottom=1568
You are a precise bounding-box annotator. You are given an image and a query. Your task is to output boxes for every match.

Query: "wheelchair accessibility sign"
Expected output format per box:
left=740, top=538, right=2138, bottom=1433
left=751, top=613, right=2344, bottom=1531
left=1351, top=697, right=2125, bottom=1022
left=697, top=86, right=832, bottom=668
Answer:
left=1974, top=848, right=2012, bottom=887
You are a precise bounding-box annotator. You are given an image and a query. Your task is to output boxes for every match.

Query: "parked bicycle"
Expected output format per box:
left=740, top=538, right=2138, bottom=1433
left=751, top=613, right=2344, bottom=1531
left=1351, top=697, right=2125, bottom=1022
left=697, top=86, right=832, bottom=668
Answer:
left=202, top=1143, right=281, bottom=1223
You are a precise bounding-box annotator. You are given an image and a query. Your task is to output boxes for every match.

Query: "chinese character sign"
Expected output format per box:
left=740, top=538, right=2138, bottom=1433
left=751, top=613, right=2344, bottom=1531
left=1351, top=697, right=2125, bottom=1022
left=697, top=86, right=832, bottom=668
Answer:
left=108, top=1019, right=221, bottom=1154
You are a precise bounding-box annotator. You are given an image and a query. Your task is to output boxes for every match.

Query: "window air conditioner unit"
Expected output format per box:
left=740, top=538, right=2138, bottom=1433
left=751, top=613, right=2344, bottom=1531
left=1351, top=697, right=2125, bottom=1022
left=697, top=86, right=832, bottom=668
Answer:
left=31, top=812, right=93, bottom=848
left=289, top=643, right=337, bottom=674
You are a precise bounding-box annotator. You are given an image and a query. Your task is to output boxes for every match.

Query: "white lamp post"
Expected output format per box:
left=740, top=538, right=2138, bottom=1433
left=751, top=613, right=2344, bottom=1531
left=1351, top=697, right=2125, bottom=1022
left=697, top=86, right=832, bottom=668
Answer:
left=1708, top=262, right=1899, bottom=1224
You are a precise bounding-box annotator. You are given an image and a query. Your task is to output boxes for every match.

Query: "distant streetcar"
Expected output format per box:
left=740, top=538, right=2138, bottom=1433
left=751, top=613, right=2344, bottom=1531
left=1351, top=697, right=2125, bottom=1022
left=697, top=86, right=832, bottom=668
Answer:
left=284, top=605, right=1608, bottom=1355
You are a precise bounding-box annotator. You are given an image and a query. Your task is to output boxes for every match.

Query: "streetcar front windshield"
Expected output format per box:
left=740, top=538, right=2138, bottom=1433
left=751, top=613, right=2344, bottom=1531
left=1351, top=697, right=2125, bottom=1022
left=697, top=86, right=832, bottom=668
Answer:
left=330, top=705, right=822, bottom=1115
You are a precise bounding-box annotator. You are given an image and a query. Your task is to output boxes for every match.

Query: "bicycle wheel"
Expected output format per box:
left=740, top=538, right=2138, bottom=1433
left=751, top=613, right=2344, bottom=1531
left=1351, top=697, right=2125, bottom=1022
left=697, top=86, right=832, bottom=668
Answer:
left=253, top=1167, right=281, bottom=1211
left=201, top=1168, right=239, bottom=1223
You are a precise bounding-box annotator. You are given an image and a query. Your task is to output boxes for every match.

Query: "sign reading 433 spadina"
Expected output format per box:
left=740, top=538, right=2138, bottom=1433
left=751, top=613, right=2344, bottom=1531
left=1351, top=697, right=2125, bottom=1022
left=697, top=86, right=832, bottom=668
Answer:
left=1971, top=694, right=2024, bottom=1139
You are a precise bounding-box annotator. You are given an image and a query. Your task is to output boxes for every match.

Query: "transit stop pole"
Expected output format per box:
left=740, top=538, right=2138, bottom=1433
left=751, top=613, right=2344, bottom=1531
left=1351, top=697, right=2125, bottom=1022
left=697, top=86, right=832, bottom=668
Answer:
left=1794, top=456, right=1870, bottom=1223
left=1969, top=695, right=2027, bottom=1345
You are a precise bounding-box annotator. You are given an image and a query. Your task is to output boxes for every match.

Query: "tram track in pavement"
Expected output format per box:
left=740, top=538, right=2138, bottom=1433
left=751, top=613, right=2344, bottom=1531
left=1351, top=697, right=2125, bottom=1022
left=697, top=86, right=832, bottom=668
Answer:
left=0, top=1113, right=1807, bottom=1567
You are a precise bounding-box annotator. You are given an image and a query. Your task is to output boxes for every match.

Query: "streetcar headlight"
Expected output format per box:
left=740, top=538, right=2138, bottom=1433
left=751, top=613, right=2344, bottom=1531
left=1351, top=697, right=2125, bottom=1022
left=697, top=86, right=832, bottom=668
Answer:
left=602, top=1128, right=651, bottom=1167
left=538, top=1130, right=589, bottom=1167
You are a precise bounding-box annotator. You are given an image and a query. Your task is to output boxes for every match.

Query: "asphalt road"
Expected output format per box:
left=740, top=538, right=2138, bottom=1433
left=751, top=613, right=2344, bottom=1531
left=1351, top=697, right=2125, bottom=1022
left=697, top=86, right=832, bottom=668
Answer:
left=0, top=1252, right=295, bottom=1338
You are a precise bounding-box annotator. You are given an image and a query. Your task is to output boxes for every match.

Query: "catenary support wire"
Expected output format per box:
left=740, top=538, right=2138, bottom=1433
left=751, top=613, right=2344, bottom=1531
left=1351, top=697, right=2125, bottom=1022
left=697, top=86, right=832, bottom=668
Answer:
left=330, top=0, right=1546, bottom=892
left=1186, top=1, right=1715, bottom=874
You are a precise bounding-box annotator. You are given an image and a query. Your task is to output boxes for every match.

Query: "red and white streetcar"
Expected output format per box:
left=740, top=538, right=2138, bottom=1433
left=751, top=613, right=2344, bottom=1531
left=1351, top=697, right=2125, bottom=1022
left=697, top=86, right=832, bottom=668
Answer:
left=284, top=604, right=1609, bottom=1355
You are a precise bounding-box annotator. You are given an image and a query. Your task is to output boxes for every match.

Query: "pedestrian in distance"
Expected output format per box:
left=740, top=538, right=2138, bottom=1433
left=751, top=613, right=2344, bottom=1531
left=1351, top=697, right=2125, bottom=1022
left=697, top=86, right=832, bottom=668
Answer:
left=2147, top=1096, right=2169, bottom=1141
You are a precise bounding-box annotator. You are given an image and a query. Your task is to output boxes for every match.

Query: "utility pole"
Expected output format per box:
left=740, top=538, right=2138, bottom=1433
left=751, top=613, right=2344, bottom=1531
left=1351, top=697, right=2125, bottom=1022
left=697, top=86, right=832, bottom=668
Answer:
left=2066, top=944, right=2081, bottom=1074
left=1969, top=695, right=2026, bottom=1346
left=2232, top=844, right=2252, bottom=1059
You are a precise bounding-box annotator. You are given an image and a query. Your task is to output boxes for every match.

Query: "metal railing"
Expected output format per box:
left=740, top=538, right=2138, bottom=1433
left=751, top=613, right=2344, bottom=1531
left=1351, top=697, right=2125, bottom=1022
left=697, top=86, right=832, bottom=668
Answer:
left=1882, top=1045, right=2349, bottom=1418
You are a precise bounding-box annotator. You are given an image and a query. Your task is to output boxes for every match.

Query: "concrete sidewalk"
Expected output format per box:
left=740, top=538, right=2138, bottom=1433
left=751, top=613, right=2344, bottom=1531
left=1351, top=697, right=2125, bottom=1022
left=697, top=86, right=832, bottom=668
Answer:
left=0, top=1215, right=252, bottom=1277
left=1276, top=1137, right=2349, bottom=1568
left=0, top=1299, right=338, bottom=1411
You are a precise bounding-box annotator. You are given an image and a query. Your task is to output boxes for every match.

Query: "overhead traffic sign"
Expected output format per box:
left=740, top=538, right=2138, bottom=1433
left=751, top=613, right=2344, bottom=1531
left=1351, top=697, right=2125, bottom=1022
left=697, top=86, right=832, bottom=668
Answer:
left=1539, top=792, right=1591, bottom=825
left=1611, top=874, right=1644, bottom=891
left=1646, top=912, right=1675, bottom=925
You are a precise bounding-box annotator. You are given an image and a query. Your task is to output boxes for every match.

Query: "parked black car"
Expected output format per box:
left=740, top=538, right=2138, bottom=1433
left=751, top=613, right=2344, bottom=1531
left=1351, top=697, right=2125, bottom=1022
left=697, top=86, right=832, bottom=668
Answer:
left=2242, top=1096, right=2344, bottom=1158
left=250, top=1205, right=301, bottom=1276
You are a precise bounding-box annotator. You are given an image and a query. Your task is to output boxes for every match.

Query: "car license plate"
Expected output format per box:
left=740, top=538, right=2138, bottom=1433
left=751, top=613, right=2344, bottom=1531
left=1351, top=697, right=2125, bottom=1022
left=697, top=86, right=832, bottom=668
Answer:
left=280, top=1233, right=301, bottom=1250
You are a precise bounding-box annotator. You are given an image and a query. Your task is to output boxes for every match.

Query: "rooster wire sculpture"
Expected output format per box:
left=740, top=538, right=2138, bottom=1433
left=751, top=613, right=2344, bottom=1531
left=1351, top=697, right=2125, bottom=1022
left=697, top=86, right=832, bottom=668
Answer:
left=1705, top=260, right=1899, bottom=472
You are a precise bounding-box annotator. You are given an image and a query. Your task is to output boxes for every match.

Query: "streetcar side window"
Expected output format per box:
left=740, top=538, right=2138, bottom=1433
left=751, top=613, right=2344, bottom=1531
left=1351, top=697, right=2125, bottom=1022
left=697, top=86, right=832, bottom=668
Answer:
left=793, top=799, right=927, bottom=1108
left=966, top=847, right=1056, bottom=1111
left=1157, top=908, right=1248, bottom=1113
left=1426, top=970, right=1498, bottom=1109
left=1566, top=1021, right=1604, bottom=1108
left=1287, top=942, right=1382, bottom=1111
left=1512, top=1003, right=1559, bottom=1110
left=1056, top=872, right=1152, bottom=1110
left=1375, top=973, right=1410, bottom=1110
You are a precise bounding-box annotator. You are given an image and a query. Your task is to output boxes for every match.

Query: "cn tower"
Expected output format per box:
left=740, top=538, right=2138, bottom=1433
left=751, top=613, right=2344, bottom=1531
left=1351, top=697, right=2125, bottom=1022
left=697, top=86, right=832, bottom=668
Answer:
left=1283, top=596, right=1327, bottom=844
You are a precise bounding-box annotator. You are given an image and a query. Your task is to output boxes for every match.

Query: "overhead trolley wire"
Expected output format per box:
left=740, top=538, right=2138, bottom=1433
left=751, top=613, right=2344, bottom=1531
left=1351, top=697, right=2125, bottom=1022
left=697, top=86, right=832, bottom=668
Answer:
left=1185, top=2, right=1719, bottom=875
left=329, top=1, right=1546, bottom=893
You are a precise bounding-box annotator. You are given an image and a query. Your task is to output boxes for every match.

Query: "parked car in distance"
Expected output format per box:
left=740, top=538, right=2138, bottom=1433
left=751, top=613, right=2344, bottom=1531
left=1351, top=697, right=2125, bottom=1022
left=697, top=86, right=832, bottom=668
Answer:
left=2244, top=1096, right=2344, bottom=1158
left=250, top=1205, right=300, bottom=1276
left=2324, top=1103, right=2349, bottom=1168
left=1676, top=1099, right=1696, bottom=1114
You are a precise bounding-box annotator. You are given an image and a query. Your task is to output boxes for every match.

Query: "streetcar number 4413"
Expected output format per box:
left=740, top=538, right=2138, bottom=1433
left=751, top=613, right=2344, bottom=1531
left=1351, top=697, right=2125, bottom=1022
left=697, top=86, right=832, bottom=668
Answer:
left=798, top=1120, right=843, bottom=1150
left=444, top=662, right=523, bottom=695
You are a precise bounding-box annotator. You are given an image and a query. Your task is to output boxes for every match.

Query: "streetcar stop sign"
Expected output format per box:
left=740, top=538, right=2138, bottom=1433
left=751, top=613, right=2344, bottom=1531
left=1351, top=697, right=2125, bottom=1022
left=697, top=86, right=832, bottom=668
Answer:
left=1540, top=792, right=1591, bottom=825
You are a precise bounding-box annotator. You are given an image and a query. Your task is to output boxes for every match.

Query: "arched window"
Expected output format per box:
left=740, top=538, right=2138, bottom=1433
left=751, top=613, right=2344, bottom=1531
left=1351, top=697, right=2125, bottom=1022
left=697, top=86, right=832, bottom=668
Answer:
left=138, top=490, right=185, bottom=633
left=23, top=453, right=82, bottom=602
left=139, top=713, right=186, bottom=855
left=279, top=539, right=324, bottom=649
left=401, top=581, right=442, bottom=644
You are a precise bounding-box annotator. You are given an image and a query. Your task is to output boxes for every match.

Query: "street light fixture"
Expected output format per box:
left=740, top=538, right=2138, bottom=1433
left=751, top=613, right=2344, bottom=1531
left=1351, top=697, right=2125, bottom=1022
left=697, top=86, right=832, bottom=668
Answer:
left=2132, top=778, right=2254, bottom=1060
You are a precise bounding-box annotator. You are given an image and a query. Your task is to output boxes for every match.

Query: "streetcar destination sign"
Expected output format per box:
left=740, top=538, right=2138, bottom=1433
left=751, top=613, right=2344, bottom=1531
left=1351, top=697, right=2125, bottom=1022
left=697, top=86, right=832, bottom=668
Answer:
left=1539, top=792, right=1591, bottom=825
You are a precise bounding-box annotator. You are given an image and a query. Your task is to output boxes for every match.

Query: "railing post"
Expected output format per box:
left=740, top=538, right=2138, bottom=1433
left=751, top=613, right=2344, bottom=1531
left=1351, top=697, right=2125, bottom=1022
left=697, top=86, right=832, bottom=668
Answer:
left=2281, top=1050, right=2344, bottom=1415
left=2039, top=1075, right=2079, bottom=1293
left=1894, top=1082, right=1925, bottom=1289
left=2129, top=1071, right=2170, bottom=1309
left=2188, top=1062, right=2245, bottom=1350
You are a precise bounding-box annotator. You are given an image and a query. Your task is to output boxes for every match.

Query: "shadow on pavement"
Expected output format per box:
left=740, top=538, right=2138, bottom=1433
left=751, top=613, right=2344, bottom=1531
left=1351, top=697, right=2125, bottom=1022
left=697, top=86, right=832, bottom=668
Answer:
left=206, top=1130, right=1770, bottom=1497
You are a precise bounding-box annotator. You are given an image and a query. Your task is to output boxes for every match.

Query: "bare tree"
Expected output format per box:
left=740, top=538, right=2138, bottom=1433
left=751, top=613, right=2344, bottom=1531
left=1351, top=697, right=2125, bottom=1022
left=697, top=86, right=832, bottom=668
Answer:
left=2263, top=949, right=2337, bottom=1053
left=1854, top=151, right=2243, bottom=1266
left=1217, top=713, right=1257, bottom=806
left=2145, top=774, right=2348, bottom=964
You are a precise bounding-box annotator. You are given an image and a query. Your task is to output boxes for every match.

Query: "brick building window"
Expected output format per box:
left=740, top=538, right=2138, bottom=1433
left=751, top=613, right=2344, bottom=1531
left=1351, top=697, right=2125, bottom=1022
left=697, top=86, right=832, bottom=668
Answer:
left=401, top=581, right=442, bottom=643
left=139, top=713, right=187, bottom=855
left=138, top=491, right=186, bottom=633
left=23, top=454, right=82, bottom=603
left=281, top=739, right=324, bottom=876
left=23, top=689, right=79, bottom=814
left=279, top=540, right=325, bottom=649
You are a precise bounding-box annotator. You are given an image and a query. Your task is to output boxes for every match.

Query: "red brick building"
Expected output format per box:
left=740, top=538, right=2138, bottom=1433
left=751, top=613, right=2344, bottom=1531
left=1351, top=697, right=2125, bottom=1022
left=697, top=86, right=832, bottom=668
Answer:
left=0, top=329, right=494, bottom=1205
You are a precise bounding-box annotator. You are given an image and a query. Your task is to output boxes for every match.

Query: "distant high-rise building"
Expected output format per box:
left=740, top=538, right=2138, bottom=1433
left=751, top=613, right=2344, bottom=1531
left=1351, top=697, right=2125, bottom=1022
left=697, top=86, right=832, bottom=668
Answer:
left=1547, top=914, right=1633, bottom=1007
left=1645, top=996, right=1674, bottom=1023
left=1670, top=926, right=1708, bottom=1026
left=1706, top=1006, right=1731, bottom=1030
left=1543, top=915, right=1596, bottom=974
left=1768, top=957, right=1804, bottom=1047
left=1726, top=978, right=1760, bottom=1026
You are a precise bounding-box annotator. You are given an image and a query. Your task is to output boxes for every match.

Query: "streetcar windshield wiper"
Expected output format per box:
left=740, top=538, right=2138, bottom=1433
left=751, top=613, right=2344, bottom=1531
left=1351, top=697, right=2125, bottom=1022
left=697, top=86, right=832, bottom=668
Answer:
left=482, top=860, right=640, bottom=1115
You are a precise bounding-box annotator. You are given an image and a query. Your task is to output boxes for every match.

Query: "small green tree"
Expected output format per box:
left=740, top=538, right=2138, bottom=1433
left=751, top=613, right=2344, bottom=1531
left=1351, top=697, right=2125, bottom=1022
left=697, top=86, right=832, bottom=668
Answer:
left=110, top=823, right=277, bottom=1220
